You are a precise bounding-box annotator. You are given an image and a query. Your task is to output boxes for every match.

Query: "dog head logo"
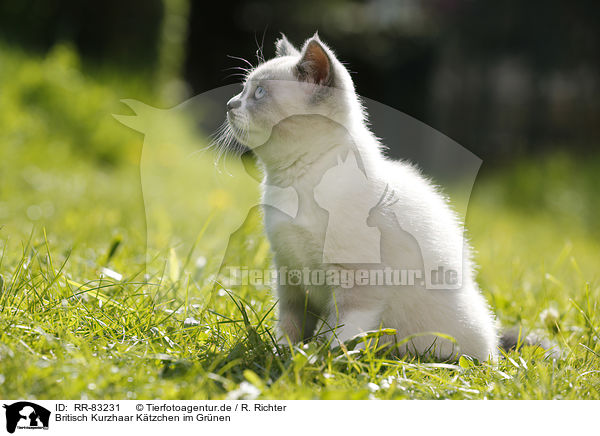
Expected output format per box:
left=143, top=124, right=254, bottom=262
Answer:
left=114, top=84, right=481, bottom=289
left=3, top=402, right=50, bottom=433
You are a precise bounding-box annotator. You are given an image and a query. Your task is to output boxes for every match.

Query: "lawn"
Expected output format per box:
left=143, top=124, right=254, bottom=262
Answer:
left=1, top=44, right=599, bottom=400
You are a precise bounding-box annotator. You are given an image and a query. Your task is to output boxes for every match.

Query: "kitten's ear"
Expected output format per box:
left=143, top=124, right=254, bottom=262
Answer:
left=275, top=34, right=299, bottom=57
left=296, top=34, right=333, bottom=86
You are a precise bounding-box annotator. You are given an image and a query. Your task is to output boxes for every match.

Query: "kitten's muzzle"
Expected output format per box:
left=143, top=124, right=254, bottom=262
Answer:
left=227, top=96, right=241, bottom=111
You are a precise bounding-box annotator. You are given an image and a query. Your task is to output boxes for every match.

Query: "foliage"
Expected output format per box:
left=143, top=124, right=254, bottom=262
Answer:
left=1, top=45, right=599, bottom=400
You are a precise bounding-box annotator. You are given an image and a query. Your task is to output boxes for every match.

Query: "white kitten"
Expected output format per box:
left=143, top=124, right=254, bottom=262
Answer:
left=224, top=34, right=499, bottom=361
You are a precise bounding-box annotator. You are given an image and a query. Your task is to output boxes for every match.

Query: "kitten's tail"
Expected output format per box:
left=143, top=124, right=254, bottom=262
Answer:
left=499, top=327, right=560, bottom=358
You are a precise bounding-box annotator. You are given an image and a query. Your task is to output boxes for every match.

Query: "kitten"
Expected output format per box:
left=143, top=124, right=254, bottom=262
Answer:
left=223, top=33, right=499, bottom=361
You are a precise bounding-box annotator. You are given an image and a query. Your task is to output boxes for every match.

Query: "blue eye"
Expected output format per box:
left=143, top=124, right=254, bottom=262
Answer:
left=254, top=86, right=266, bottom=99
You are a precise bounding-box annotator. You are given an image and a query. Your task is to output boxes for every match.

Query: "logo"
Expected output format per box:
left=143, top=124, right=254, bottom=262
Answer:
left=114, top=82, right=480, bottom=292
left=3, top=402, right=50, bottom=434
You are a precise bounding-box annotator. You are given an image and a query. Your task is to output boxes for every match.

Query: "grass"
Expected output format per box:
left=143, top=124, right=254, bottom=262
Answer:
left=1, top=43, right=599, bottom=400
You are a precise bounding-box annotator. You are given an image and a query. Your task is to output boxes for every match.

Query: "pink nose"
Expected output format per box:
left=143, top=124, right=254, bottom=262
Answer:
left=227, top=97, right=241, bottom=111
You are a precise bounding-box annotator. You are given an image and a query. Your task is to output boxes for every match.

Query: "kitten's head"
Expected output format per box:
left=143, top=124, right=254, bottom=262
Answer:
left=224, top=33, right=361, bottom=149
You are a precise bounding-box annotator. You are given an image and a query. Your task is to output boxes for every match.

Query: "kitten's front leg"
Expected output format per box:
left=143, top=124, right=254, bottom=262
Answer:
left=276, top=284, right=319, bottom=345
left=317, top=287, right=385, bottom=346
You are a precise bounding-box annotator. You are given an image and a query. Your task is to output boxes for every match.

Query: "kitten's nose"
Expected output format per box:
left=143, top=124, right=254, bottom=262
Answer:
left=227, top=97, right=241, bottom=111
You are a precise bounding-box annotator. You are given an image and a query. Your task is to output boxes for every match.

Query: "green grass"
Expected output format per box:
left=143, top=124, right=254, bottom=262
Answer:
left=1, top=43, right=599, bottom=400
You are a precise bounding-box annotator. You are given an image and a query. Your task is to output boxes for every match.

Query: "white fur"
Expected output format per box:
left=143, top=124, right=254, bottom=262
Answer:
left=225, top=35, right=499, bottom=361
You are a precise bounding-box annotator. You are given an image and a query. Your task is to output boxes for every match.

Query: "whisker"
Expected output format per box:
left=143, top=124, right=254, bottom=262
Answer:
left=223, top=72, right=251, bottom=81
left=208, top=116, right=249, bottom=176
left=260, top=26, right=268, bottom=61
left=254, top=26, right=268, bottom=64
left=226, top=54, right=254, bottom=69
left=222, top=66, right=252, bottom=73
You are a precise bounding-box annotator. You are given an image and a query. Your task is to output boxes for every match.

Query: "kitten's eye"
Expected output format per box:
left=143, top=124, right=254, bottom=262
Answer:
left=254, top=86, right=266, bottom=99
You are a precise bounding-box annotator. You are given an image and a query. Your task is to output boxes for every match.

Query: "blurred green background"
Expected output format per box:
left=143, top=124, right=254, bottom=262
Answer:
left=0, top=0, right=599, bottom=399
left=1, top=0, right=598, bottom=256
left=2, top=0, right=598, bottom=160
